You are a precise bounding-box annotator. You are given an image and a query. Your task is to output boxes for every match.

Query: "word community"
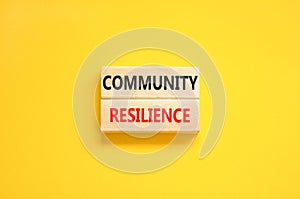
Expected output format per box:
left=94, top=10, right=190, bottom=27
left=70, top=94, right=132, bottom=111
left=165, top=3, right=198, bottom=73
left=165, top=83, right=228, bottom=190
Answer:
left=103, top=75, right=198, bottom=91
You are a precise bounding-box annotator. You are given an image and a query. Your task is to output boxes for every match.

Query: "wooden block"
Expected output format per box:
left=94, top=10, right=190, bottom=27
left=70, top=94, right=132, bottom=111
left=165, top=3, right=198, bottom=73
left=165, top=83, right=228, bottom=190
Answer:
left=101, top=66, right=199, bottom=99
left=100, top=99, right=199, bottom=133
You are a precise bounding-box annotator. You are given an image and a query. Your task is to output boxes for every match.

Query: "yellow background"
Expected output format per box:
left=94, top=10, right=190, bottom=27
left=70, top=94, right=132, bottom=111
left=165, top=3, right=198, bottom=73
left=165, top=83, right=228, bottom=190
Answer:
left=1, top=0, right=299, bottom=198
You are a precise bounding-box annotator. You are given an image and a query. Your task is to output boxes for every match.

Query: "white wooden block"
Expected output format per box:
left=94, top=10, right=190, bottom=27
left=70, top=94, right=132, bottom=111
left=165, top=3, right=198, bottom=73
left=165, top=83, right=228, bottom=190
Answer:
left=101, top=66, right=199, bottom=99
left=100, top=99, right=199, bottom=133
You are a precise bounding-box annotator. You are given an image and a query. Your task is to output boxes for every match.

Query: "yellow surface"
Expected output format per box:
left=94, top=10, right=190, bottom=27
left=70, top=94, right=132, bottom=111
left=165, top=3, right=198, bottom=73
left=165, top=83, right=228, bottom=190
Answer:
left=1, top=0, right=300, bottom=198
